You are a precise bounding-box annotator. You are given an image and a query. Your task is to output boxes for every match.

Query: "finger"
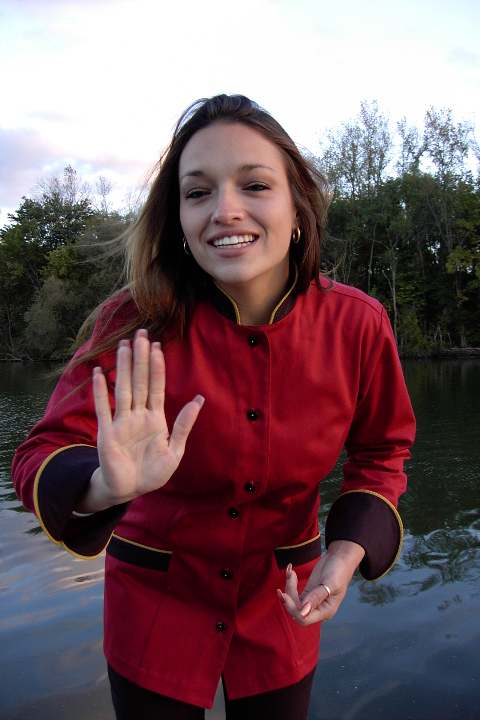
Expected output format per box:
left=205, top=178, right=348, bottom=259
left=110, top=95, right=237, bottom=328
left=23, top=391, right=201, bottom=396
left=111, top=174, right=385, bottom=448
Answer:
left=114, top=340, right=133, bottom=417
left=301, top=584, right=331, bottom=615
left=285, top=564, right=301, bottom=607
left=93, top=366, right=112, bottom=431
left=131, top=330, right=150, bottom=410
left=168, top=395, right=205, bottom=458
left=277, top=589, right=302, bottom=616
left=277, top=588, right=322, bottom=626
left=147, top=342, right=166, bottom=412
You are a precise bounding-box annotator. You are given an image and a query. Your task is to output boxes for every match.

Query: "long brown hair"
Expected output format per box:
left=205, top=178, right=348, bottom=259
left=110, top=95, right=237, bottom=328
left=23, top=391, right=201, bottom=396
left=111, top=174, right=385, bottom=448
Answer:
left=75, top=94, right=330, bottom=364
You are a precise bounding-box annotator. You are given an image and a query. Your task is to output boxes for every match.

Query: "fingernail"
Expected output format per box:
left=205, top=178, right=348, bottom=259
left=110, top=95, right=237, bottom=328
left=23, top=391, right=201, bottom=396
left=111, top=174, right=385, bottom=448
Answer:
left=286, top=563, right=292, bottom=579
left=300, top=602, right=312, bottom=618
left=277, top=589, right=286, bottom=605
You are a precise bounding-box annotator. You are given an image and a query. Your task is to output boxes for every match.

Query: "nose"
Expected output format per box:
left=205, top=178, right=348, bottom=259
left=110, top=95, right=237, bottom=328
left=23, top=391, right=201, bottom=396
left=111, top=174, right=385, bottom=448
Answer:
left=211, top=186, right=245, bottom=224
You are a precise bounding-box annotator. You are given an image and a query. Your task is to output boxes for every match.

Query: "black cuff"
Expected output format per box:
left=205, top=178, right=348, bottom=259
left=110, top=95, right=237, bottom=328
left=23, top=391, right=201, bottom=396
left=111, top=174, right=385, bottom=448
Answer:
left=324, top=490, right=403, bottom=580
left=34, top=445, right=129, bottom=558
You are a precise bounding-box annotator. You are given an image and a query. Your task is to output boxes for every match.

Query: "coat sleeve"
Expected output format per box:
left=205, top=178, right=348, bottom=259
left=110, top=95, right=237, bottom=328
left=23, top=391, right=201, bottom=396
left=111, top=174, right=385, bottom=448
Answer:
left=324, top=307, right=416, bottom=581
left=12, top=313, right=130, bottom=559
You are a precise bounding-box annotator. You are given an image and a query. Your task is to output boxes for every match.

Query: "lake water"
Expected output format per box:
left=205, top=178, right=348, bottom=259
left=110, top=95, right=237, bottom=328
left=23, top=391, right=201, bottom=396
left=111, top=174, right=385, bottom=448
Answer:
left=1, top=360, right=479, bottom=719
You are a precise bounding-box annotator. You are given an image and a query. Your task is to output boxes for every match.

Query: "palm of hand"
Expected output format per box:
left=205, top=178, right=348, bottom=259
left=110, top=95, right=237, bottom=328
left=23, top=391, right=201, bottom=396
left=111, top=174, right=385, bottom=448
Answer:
left=92, top=331, right=203, bottom=508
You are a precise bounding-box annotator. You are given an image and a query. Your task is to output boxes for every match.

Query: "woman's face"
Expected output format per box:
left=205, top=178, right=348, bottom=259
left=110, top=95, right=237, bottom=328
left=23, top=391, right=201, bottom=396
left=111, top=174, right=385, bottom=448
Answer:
left=179, top=122, right=298, bottom=310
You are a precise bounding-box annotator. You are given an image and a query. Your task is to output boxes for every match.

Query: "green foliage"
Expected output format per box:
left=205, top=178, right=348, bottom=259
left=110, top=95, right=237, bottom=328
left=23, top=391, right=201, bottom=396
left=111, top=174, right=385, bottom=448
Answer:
left=398, top=311, right=430, bottom=356
left=321, top=102, right=480, bottom=354
left=1, top=104, right=479, bottom=361
left=0, top=169, right=127, bottom=359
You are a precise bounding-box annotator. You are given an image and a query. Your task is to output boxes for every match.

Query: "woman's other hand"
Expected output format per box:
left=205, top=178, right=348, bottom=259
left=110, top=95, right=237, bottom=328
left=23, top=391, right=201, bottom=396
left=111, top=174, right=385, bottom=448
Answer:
left=77, top=329, right=204, bottom=513
left=277, top=540, right=365, bottom=625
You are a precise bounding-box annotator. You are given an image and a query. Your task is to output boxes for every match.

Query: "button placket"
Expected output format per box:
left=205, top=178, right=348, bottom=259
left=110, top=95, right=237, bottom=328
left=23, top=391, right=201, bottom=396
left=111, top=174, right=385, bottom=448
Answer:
left=236, top=327, right=270, bottom=505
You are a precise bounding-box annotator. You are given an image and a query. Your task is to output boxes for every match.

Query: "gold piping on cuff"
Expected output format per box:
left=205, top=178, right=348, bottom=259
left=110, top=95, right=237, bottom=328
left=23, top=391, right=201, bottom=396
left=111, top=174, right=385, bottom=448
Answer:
left=60, top=536, right=112, bottom=561
left=33, top=444, right=97, bottom=548
left=329, top=489, right=404, bottom=582
left=276, top=531, right=320, bottom=551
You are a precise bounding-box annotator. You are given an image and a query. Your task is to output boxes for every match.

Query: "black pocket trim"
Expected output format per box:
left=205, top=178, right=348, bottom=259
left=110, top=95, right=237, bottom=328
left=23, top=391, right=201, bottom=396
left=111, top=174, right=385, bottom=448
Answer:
left=106, top=534, right=172, bottom=571
left=274, top=534, right=322, bottom=569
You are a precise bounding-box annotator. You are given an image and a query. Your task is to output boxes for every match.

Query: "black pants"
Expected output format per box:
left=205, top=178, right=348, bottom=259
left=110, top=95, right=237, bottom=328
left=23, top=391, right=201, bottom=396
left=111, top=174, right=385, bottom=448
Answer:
left=108, top=664, right=315, bottom=720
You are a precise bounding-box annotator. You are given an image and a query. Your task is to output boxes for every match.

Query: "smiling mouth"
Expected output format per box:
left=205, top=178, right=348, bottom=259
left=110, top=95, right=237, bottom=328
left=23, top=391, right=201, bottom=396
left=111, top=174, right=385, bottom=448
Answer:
left=211, top=234, right=257, bottom=247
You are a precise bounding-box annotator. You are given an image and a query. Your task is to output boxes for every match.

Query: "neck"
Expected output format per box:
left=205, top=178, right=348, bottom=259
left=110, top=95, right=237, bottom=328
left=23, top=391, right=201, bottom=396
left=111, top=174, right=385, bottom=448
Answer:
left=237, top=297, right=278, bottom=326
left=216, top=271, right=291, bottom=326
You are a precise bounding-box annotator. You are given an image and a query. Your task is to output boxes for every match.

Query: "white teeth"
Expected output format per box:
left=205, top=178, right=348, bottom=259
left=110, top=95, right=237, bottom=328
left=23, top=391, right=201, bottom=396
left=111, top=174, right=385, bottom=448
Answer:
left=212, top=235, right=255, bottom=247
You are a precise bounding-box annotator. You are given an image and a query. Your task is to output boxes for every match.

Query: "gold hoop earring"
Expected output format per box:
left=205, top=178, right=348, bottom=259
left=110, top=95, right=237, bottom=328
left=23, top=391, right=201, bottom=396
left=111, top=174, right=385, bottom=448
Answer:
left=291, top=228, right=301, bottom=244
left=183, top=236, right=191, bottom=255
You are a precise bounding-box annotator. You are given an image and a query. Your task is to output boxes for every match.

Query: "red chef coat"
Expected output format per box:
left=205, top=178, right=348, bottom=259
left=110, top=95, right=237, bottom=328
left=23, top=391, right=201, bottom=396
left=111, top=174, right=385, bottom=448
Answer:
left=12, top=276, right=415, bottom=708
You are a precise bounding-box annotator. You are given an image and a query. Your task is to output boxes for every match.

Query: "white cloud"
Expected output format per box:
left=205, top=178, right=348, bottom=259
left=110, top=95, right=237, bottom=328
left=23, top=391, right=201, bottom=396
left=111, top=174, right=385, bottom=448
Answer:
left=1, top=0, right=479, bottom=224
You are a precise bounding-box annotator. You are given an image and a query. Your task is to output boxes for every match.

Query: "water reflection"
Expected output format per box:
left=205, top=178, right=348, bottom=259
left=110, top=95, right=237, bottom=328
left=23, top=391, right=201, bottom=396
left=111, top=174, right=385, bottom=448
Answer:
left=1, top=360, right=479, bottom=720
left=401, top=359, right=480, bottom=537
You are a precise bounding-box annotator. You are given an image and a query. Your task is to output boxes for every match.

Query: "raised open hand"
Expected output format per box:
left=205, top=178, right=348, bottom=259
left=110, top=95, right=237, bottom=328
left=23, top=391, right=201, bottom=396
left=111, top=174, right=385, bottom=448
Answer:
left=77, top=329, right=204, bottom=513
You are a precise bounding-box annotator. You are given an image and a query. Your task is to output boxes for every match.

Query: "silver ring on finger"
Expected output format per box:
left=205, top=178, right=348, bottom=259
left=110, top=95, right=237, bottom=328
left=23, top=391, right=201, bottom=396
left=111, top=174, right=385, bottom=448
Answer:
left=320, top=584, right=331, bottom=598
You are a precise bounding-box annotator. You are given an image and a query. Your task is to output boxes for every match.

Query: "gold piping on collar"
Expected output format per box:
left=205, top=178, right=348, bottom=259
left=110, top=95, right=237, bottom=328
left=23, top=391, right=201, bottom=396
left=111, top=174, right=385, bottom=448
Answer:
left=213, top=283, right=241, bottom=324
left=213, top=262, right=299, bottom=326
left=268, top=262, right=298, bottom=324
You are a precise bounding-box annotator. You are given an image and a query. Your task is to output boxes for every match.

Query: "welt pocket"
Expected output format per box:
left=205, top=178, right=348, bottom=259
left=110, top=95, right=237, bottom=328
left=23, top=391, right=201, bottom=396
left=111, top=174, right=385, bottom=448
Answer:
left=274, top=533, right=322, bottom=569
left=107, top=534, right=172, bottom=571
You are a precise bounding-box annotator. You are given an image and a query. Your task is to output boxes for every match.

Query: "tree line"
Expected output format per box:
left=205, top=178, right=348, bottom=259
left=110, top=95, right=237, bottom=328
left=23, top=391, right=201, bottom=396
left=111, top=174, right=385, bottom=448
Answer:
left=320, top=103, right=479, bottom=354
left=1, top=104, right=479, bottom=360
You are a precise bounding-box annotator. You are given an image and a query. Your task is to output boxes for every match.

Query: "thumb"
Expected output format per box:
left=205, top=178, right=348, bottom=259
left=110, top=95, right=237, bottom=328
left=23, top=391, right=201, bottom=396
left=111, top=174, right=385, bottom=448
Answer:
left=168, top=395, right=204, bottom=457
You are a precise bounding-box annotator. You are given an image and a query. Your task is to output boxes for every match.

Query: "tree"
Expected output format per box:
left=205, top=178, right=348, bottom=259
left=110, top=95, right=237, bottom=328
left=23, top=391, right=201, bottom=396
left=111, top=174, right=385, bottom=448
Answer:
left=321, top=102, right=394, bottom=293
left=0, top=167, right=96, bottom=358
left=320, top=102, right=480, bottom=353
left=95, top=175, right=115, bottom=216
left=321, top=100, right=393, bottom=200
left=23, top=213, right=127, bottom=358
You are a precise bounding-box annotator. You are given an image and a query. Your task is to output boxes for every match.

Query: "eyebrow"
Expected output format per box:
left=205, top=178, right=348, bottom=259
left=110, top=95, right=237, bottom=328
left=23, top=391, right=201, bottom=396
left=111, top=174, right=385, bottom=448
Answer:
left=179, top=163, right=276, bottom=182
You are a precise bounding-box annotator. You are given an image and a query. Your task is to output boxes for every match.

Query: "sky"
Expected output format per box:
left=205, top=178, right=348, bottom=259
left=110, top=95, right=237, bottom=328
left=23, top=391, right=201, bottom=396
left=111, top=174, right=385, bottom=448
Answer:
left=0, top=0, right=479, bottom=224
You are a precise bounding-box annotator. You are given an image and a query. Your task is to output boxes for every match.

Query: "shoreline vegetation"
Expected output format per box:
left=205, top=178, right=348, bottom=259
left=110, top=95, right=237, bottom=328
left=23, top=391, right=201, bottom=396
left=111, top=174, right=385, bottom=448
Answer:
left=1, top=102, right=479, bottom=362
left=2, top=348, right=479, bottom=363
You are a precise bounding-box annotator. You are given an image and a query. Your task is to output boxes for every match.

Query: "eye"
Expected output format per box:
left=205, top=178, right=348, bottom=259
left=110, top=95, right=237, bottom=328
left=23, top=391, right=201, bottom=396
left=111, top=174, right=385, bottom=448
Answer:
left=245, top=182, right=269, bottom=192
left=184, top=188, right=210, bottom=200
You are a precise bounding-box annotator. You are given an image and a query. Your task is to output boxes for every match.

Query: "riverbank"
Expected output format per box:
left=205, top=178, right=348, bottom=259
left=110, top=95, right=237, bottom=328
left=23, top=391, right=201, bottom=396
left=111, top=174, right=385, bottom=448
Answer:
left=398, top=347, right=480, bottom=359
left=3, top=348, right=480, bottom=363
left=432, top=347, right=480, bottom=357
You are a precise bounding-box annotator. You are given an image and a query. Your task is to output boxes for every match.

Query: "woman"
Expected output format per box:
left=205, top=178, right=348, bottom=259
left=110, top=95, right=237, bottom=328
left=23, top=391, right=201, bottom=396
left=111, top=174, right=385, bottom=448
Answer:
left=13, top=94, right=415, bottom=720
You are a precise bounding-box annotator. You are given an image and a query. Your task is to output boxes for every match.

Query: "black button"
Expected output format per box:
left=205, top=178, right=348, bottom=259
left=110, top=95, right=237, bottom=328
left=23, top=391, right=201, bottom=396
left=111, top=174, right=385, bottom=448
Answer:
left=244, top=481, right=258, bottom=492
left=247, top=409, right=259, bottom=421
left=248, top=336, right=258, bottom=347
left=220, top=569, right=232, bottom=579
left=216, top=621, right=227, bottom=632
left=229, top=507, right=239, bottom=518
